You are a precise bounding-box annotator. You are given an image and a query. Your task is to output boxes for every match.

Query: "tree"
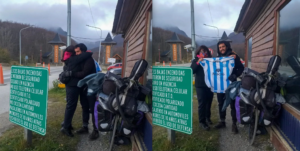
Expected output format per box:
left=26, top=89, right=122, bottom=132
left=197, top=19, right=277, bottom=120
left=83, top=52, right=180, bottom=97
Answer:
left=0, top=47, right=11, bottom=63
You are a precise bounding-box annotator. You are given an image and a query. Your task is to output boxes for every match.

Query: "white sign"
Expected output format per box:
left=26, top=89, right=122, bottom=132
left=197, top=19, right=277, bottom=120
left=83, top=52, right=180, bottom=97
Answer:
left=108, top=58, right=116, bottom=63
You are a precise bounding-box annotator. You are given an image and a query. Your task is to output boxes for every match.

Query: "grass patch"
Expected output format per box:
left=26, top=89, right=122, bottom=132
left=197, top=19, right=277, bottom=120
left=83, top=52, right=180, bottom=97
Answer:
left=152, top=86, right=220, bottom=151
left=0, top=87, right=83, bottom=151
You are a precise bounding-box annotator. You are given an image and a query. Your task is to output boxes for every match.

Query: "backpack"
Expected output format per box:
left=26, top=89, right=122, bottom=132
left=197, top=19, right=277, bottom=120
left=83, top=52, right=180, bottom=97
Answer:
left=59, top=65, right=71, bottom=84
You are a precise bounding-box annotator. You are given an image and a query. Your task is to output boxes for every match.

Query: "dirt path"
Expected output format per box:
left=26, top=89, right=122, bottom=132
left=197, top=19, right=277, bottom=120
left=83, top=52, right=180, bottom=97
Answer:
left=218, top=108, right=276, bottom=151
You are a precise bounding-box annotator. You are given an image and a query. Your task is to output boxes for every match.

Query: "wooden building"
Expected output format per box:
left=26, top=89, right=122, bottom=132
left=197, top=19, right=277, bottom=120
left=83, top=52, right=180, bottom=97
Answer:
left=165, top=32, right=184, bottom=63
left=235, top=0, right=300, bottom=150
left=47, top=33, right=65, bottom=64
left=112, top=0, right=152, bottom=150
left=101, top=33, right=117, bottom=65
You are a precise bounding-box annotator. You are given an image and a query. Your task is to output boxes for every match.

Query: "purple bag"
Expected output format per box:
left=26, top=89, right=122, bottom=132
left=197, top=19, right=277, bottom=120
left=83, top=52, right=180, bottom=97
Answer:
left=235, top=96, right=253, bottom=124
left=94, top=101, right=99, bottom=129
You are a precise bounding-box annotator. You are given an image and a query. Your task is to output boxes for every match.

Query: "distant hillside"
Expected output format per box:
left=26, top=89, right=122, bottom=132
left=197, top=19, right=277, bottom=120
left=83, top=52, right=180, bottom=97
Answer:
left=0, top=20, right=76, bottom=63
left=47, top=27, right=67, bottom=37
left=161, top=26, right=189, bottom=37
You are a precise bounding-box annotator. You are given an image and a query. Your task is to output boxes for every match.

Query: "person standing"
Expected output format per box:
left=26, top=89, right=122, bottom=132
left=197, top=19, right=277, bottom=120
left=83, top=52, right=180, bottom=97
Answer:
left=60, top=45, right=93, bottom=137
left=191, top=45, right=214, bottom=131
left=71, top=43, right=98, bottom=140
left=214, top=41, right=244, bottom=134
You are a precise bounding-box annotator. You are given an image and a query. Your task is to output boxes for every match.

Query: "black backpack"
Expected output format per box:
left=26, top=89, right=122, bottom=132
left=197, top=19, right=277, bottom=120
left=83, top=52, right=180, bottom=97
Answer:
left=59, top=65, right=71, bottom=84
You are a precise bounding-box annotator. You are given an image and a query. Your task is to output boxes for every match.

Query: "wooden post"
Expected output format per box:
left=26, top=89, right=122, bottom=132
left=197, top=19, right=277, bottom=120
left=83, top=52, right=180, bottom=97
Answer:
left=167, top=129, right=175, bottom=144
left=24, top=129, right=32, bottom=145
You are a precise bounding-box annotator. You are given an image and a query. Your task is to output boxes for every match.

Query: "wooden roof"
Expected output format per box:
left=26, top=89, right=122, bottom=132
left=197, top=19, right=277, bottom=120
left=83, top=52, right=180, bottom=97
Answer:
left=234, top=0, right=269, bottom=33
left=48, top=33, right=65, bottom=45
left=112, top=0, right=142, bottom=35
left=113, top=54, right=123, bottom=59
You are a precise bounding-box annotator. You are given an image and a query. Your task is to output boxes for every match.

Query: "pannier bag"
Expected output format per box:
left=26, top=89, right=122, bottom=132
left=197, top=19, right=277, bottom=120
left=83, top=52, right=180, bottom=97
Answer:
left=259, top=103, right=281, bottom=126
left=235, top=96, right=253, bottom=124
left=119, top=111, right=144, bottom=136
left=96, top=100, right=114, bottom=132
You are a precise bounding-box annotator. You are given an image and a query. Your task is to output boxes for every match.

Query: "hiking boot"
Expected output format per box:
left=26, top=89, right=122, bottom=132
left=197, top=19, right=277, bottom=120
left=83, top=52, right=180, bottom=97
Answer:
left=206, top=119, right=213, bottom=125
left=60, top=127, right=74, bottom=137
left=76, top=126, right=89, bottom=134
left=61, top=122, right=74, bottom=131
left=232, top=124, right=238, bottom=134
left=214, top=122, right=226, bottom=129
left=200, top=122, right=210, bottom=131
left=89, top=129, right=99, bottom=140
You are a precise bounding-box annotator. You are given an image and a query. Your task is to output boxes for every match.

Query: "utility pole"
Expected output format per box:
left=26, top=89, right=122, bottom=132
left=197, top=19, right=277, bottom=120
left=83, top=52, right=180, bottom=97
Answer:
left=190, top=0, right=196, bottom=59
left=67, top=0, right=71, bottom=46
left=19, top=25, right=34, bottom=65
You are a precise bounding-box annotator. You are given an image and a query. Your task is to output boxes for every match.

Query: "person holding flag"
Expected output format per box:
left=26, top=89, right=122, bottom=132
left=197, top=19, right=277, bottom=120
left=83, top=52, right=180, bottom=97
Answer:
left=190, top=45, right=214, bottom=131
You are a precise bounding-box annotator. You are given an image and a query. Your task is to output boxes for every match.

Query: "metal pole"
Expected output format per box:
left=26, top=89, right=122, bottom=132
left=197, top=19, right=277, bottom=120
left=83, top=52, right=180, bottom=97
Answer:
left=67, top=0, right=71, bottom=46
left=98, top=30, right=102, bottom=64
left=19, top=26, right=33, bottom=65
left=190, top=0, right=196, bottom=59
left=86, top=25, right=102, bottom=64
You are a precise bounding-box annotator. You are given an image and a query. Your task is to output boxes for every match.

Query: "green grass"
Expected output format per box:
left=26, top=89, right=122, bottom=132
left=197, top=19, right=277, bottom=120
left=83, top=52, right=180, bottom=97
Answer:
left=152, top=86, right=220, bottom=151
left=0, top=87, right=82, bottom=151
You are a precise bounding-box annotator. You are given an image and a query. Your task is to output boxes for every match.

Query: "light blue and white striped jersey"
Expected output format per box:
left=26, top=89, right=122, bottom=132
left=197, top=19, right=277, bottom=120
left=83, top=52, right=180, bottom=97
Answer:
left=199, top=57, right=235, bottom=93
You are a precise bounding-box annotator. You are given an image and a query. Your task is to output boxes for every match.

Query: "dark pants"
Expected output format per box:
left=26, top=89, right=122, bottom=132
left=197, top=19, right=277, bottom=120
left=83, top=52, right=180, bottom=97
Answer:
left=196, top=87, right=214, bottom=123
left=63, top=85, right=90, bottom=129
left=87, top=95, right=97, bottom=130
left=217, top=93, right=237, bottom=124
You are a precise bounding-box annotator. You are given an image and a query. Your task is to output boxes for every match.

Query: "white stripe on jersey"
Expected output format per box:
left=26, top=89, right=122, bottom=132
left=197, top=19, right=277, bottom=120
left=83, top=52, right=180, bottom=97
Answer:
left=199, top=57, right=235, bottom=93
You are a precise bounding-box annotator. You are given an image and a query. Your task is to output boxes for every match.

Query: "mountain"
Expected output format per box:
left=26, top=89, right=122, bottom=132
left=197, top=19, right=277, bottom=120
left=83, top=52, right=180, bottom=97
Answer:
left=160, top=26, right=189, bottom=37
left=47, top=27, right=67, bottom=37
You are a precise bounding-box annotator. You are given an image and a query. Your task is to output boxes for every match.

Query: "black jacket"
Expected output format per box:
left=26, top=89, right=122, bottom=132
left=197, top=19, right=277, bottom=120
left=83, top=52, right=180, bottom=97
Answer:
left=217, top=41, right=244, bottom=81
left=73, top=56, right=96, bottom=79
left=191, top=57, right=209, bottom=88
left=64, top=52, right=93, bottom=87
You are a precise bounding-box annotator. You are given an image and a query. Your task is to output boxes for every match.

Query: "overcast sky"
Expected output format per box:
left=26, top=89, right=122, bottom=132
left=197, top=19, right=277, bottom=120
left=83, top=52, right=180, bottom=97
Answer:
left=0, top=0, right=117, bottom=42
left=153, top=0, right=244, bottom=40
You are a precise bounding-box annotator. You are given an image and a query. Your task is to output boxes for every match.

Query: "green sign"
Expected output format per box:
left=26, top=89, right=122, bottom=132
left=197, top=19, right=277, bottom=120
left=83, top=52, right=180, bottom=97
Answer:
left=9, top=66, right=49, bottom=135
left=152, top=67, right=193, bottom=134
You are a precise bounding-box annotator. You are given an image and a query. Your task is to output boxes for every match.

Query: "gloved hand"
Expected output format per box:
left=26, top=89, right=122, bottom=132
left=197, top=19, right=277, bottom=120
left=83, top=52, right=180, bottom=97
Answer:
left=228, top=74, right=237, bottom=82
left=64, top=71, right=72, bottom=77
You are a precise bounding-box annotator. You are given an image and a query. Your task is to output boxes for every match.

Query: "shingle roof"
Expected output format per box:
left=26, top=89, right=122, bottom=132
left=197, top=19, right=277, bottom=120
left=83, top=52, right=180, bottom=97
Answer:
left=161, top=50, right=170, bottom=57
left=101, top=33, right=117, bottom=45
left=48, top=33, right=65, bottom=45
left=166, top=32, right=184, bottom=43
left=219, top=31, right=232, bottom=42
left=42, top=51, right=53, bottom=58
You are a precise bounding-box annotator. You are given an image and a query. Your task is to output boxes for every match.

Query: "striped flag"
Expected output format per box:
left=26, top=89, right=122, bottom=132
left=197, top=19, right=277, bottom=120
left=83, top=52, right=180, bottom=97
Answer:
left=199, top=57, right=235, bottom=93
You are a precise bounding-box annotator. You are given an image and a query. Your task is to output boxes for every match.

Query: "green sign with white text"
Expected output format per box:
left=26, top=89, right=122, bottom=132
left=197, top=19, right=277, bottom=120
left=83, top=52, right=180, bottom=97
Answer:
left=9, top=66, right=48, bottom=135
left=152, top=67, right=193, bottom=134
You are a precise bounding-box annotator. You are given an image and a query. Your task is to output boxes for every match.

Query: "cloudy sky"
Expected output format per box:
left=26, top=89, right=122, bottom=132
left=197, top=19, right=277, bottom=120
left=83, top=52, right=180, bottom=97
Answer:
left=153, top=0, right=244, bottom=40
left=0, top=0, right=117, bottom=42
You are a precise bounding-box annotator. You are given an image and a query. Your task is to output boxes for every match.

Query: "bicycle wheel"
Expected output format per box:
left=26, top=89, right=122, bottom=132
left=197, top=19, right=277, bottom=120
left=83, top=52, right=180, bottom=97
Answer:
left=249, top=108, right=259, bottom=145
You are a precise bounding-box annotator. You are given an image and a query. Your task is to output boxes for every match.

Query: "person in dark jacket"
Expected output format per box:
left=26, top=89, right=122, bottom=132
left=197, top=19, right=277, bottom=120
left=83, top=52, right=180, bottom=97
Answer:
left=60, top=45, right=94, bottom=137
left=62, top=43, right=98, bottom=140
left=191, top=45, right=214, bottom=131
left=214, top=41, right=244, bottom=134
